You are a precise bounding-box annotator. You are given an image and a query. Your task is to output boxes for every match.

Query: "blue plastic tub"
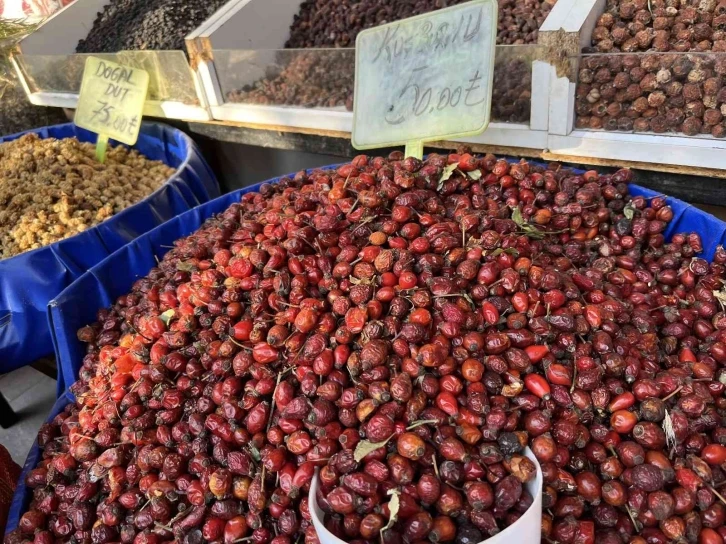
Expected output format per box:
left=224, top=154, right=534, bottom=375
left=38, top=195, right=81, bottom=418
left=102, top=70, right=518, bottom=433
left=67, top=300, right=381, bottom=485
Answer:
left=7, top=162, right=726, bottom=538
left=0, top=122, right=220, bottom=371
left=45, top=161, right=726, bottom=396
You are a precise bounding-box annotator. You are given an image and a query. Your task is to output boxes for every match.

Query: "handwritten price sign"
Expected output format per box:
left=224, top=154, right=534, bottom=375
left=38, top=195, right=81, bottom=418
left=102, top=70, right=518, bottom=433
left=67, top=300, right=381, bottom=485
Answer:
left=75, top=57, right=149, bottom=162
left=352, top=0, right=497, bottom=158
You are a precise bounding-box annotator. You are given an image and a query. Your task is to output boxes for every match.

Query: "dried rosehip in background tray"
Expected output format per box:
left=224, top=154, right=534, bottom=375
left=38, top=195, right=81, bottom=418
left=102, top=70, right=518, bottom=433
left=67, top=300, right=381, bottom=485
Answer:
left=577, top=1, right=726, bottom=137
left=231, top=0, right=555, bottom=115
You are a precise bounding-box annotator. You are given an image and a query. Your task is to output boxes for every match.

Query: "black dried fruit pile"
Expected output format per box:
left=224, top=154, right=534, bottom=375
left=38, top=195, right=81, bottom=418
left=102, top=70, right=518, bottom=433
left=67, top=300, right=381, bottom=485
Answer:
left=227, top=51, right=355, bottom=111
left=76, top=0, right=229, bottom=53
left=284, top=0, right=471, bottom=49
left=285, top=0, right=557, bottom=48
left=492, top=57, right=533, bottom=123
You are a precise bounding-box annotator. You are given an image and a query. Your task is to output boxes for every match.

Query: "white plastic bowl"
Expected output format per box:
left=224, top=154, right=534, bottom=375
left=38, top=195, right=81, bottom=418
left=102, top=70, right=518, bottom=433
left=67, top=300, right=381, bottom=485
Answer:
left=309, top=447, right=543, bottom=544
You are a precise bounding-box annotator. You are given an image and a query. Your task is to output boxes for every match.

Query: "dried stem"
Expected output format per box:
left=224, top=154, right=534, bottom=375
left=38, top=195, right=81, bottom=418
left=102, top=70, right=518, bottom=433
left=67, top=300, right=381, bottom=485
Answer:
left=708, top=484, right=726, bottom=506
left=662, top=385, right=684, bottom=402
left=625, top=504, right=642, bottom=532
left=266, top=370, right=284, bottom=433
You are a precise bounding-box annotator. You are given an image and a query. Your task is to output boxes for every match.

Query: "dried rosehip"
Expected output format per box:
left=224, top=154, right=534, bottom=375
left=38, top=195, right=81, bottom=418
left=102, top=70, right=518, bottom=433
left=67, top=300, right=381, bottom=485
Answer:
left=16, top=150, right=726, bottom=544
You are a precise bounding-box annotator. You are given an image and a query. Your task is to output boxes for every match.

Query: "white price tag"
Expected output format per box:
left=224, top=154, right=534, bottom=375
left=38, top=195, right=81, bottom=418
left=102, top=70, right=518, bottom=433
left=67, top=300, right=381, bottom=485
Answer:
left=352, top=0, right=497, bottom=157
left=75, top=56, right=149, bottom=162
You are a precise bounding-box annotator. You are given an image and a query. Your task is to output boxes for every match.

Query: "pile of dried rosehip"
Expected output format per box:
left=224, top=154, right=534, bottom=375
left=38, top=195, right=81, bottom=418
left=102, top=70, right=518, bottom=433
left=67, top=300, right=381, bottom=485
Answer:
left=6, top=149, right=726, bottom=544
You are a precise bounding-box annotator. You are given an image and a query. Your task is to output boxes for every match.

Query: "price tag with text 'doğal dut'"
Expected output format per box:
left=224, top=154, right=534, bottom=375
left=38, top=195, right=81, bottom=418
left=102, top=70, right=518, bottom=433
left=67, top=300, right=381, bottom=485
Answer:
left=352, top=0, right=497, bottom=159
left=75, top=57, right=150, bottom=163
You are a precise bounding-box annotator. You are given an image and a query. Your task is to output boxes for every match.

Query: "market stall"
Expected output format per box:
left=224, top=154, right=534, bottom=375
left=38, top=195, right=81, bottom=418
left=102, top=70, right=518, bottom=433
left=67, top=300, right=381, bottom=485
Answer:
left=2, top=1, right=726, bottom=543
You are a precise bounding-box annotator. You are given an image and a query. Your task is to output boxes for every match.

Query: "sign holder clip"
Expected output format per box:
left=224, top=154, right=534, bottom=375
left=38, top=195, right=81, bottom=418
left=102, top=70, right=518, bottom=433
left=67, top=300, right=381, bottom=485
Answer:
left=405, top=140, right=424, bottom=160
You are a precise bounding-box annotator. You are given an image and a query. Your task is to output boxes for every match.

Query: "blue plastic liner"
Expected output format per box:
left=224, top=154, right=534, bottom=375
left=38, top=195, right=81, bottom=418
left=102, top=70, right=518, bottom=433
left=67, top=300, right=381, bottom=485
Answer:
left=0, top=122, right=220, bottom=372
left=5, top=391, right=74, bottom=537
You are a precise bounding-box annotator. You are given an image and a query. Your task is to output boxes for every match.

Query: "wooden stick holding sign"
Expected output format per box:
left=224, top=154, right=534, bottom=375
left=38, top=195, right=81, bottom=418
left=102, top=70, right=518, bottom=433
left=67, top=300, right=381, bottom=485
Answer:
left=352, top=0, right=497, bottom=159
left=74, top=57, right=150, bottom=163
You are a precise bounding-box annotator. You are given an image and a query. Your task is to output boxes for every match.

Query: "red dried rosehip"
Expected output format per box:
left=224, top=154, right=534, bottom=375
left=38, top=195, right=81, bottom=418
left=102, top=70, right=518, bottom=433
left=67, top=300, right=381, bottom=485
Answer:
left=494, top=476, right=522, bottom=510
left=610, top=410, right=638, bottom=434
left=430, top=516, right=457, bottom=543
left=702, top=444, right=726, bottom=465
left=19, top=511, right=46, bottom=534
left=327, top=487, right=358, bottom=515
left=524, top=344, right=549, bottom=363
left=202, top=517, right=226, bottom=541
left=698, top=528, right=724, bottom=544
left=402, top=511, right=433, bottom=541
left=209, top=468, right=232, bottom=499
left=464, top=481, right=494, bottom=511
left=524, top=373, right=550, bottom=399
left=545, top=363, right=572, bottom=386
left=574, top=471, right=601, bottom=504
left=435, top=484, right=464, bottom=517
left=632, top=463, right=665, bottom=492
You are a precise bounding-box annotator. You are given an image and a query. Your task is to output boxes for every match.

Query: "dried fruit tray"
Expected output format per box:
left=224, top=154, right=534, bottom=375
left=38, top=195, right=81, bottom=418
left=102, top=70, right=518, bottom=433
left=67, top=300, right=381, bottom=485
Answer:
left=9, top=0, right=227, bottom=122
left=188, top=0, right=564, bottom=149
left=545, top=0, right=726, bottom=170
left=0, top=122, right=219, bottom=373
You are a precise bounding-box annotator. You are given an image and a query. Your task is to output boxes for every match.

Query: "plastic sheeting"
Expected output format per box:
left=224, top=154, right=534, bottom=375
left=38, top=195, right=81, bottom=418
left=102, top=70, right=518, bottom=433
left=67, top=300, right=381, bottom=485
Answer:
left=0, top=122, right=220, bottom=372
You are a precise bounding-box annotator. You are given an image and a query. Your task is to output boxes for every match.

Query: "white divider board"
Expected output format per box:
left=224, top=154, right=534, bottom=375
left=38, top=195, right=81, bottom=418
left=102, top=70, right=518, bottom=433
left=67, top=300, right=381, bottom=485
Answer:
left=193, top=0, right=556, bottom=148
left=538, top=0, right=604, bottom=137
left=539, top=0, right=603, bottom=36
left=204, top=101, right=548, bottom=150
left=13, top=79, right=211, bottom=121
left=548, top=130, right=726, bottom=171
left=209, top=104, right=353, bottom=133
left=185, top=0, right=256, bottom=110
left=458, top=121, right=548, bottom=149
left=530, top=59, right=551, bottom=132
left=12, top=0, right=215, bottom=121
left=188, top=0, right=301, bottom=108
